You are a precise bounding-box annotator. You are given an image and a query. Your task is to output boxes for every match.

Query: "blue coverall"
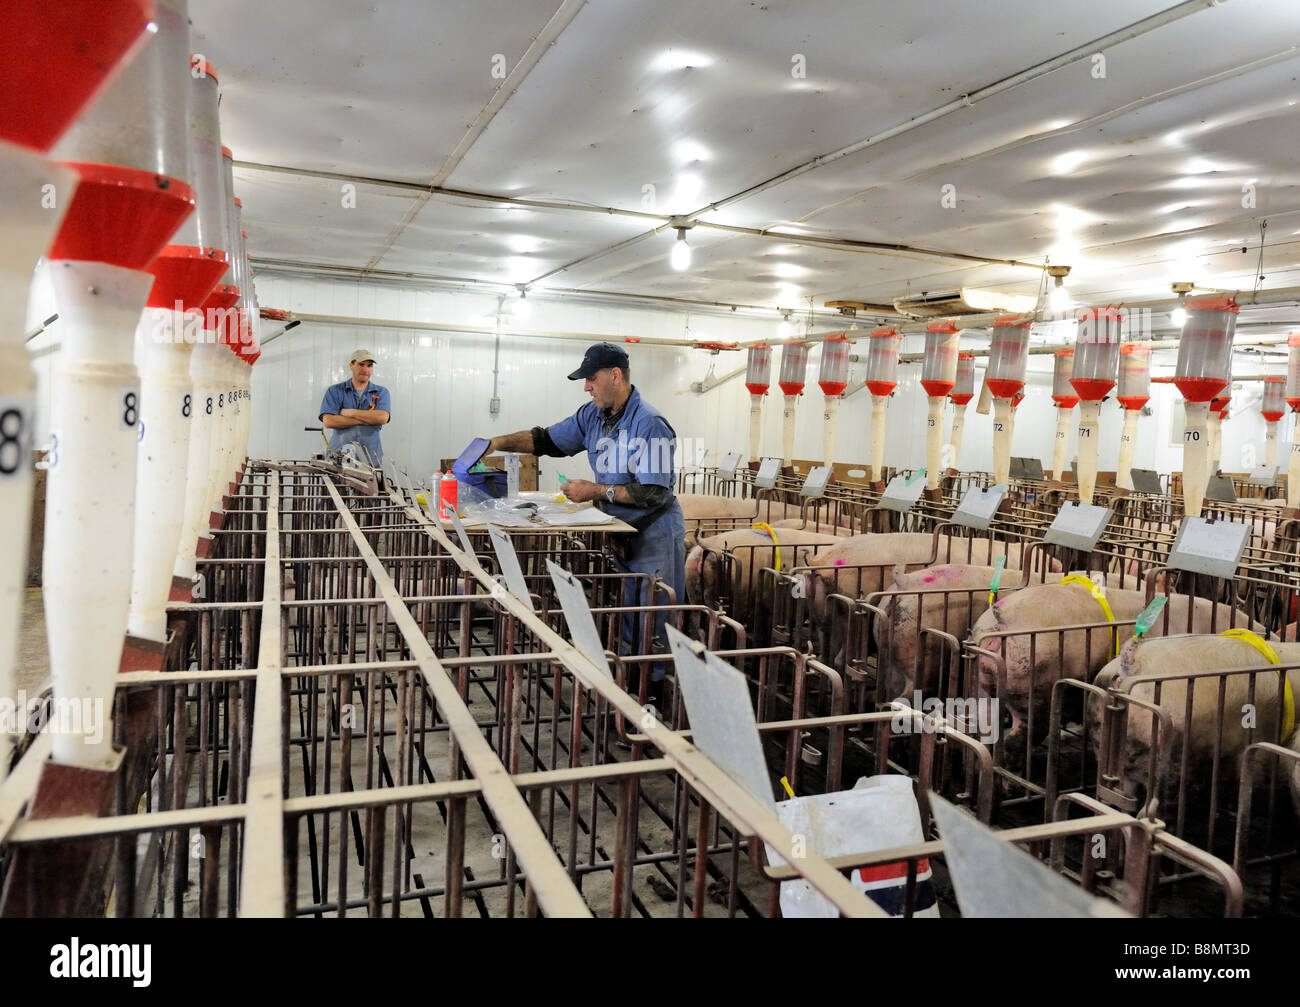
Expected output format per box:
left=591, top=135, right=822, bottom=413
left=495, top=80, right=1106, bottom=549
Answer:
left=319, top=379, right=391, bottom=465
left=546, top=387, right=686, bottom=681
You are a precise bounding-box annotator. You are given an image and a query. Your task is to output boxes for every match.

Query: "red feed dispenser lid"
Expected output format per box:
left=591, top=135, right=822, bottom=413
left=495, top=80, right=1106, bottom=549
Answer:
left=1117, top=341, right=1151, bottom=412
left=920, top=320, right=959, bottom=398
left=47, top=162, right=195, bottom=270
left=864, top=326, right=901, bottom=397
left=950, top=352, right=976, bottom=406
left=744, top=343, right=772, bottom=396
left=1174, top=294, right=1238, bottom=402
left=1051, top=348, right=1078, bottom=408
left=1, top=0, right=155, bottom=153
left=778, top=341, right=809, bottom=396
left=1261, top=375, right=1286, bottom=423
left=817, top=332, right=852, bottom=398
left=146, top=245, right=229, bottom=312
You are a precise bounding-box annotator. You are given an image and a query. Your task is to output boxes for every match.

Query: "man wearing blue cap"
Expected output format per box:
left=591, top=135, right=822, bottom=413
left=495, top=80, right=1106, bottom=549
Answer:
left=485, top=342, right=685, bottom=691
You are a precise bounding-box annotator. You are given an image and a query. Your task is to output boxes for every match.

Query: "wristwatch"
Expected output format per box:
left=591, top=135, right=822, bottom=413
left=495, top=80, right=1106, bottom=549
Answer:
left=604, top=484, right=617, bottom=503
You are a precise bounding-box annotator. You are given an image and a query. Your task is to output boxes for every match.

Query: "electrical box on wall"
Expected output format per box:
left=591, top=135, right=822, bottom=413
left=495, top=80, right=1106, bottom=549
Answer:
left=490, top=397, right=501, bottom=416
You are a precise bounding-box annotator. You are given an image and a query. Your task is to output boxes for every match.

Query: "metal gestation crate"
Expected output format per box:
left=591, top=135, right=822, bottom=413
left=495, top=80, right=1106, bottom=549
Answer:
left=0, top=463, right=947, bottom=918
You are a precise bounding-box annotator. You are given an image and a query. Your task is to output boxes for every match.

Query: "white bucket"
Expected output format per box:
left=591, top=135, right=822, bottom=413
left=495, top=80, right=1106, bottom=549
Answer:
left=769, top=774, right=939, bottom=918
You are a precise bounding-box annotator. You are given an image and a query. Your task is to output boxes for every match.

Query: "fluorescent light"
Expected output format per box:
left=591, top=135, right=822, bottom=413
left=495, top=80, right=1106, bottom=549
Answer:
left=961, top=287, right=1038, bottom=313
left=649, top=49, right=714, bottom=72
left=672, top=139, right=710, bottom=164
left=670, top=230, right=691, bottom=271
left=1051, top=150, right=1089, bottom=175
left=506, top=234, right=542, bottom=254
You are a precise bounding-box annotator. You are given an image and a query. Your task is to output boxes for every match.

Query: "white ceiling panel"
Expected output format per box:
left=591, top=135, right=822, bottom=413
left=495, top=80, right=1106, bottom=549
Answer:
left=449, top=0, right=1173, bottom=212
left=190, top=0, right=567, bottom=180
left=183, top=0, right=1300, bottom=317
left=376, top=195, right=655, bottom=283
left=233, top=166, right=422, bottom=268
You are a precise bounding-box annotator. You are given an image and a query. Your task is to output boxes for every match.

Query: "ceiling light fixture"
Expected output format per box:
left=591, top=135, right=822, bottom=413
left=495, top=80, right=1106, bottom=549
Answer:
left=669, top=221, right=693, bottom=271
left=960, top=286, right=1038, bottom=313
left=1047, top=265, right=1072, bottom=312
left=514, top=284, right=532, bottom=319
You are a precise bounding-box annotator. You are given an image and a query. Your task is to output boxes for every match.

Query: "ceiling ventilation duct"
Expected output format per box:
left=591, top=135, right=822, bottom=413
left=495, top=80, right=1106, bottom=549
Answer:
left=892, top=288, right=1040, bottom=318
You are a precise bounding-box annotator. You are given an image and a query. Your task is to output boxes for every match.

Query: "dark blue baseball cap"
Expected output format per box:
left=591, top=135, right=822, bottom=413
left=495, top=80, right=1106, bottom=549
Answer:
left=567, top=341, right=630, bottom=380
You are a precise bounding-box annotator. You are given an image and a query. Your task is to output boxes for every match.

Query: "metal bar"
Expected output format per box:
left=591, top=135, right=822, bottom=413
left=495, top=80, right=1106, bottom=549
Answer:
left=239, top=470, right=287, bottom=916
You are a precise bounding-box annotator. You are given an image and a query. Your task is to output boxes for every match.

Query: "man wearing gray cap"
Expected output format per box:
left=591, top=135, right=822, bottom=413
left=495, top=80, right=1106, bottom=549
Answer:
left=483, top=342, right=685, bottom=692
left=319, top=348, right=391, bottom=465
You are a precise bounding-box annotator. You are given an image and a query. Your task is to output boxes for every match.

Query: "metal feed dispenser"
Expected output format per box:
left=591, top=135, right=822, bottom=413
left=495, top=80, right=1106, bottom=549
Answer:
left=778, top=341, right=808, bottom=466
left=1116, top=340, right=1151, bottom=490
left=948, top=350, right=976, bottom=470
left=745, top=343, right=771, bottom=462
left=817, top=332, right=852, bottom=469
left=921, top=321, right=959, bottom=489
left=985, top=314, right=1032, bottom=485
left=1050, top=348, right=1076, bottom=481
left=1174, top=294, right=1237, bottom=516
left=863, top=326, right=901, bottom=481
left=1071, top=305, right=1122, bottom=504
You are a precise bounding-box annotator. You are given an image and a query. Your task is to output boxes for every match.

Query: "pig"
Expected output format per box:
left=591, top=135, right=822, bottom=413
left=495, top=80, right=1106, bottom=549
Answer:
left=771, top=517, right=853, bottom=536
left=685, top=527, right=840, bottom=620
left=679, top=494, right=809, bottom=550
left=971, top=584, right=1265, bottom=772
left=1090, top=635, right=1299, bottom=817
left=804, top=534, right=1040, bottom=625
left=877, top=567, right=1138, bottom=699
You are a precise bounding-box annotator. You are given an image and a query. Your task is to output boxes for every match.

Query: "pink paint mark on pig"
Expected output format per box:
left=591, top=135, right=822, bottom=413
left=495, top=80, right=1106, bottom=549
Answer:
left=834, top=559, right=846, bottom=566
left=922, top=575, right=936, bottom=584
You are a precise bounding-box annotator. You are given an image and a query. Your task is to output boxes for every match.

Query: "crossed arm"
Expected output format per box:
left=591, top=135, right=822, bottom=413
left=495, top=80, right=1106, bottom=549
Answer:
left=323, top=408, right=390, bottom=429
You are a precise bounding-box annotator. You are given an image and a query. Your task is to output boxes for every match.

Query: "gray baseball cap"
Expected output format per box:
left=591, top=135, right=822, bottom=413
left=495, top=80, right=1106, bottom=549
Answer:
left=350, top=348, right=376, bottom=364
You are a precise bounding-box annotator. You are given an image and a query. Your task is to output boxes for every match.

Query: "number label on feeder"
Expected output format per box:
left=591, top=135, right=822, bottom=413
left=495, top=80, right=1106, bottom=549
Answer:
left=718, top=452, right=742, bottom=479
left=120, top=388, right=139, bottom=430
left=993, top=421, right=1004, bottom=433
left=800, top=465, right=832, bottom=498
left=754, top=457, right=781, bottom=489
left=952, top=484, right=1005, bottom=530
left=1129, top=469, right=1164, bottom=495
left=1168, top=517, right=1250, bottom=580
left=1205, top=473, right=1237, bottom=503
left=546, top=560, right=611, bottom=678
left=878, top=471, right=925, bottom=512
left=1184, top=429, right=1201, bottom=443
left=487, top=524, right=534, bottom=613
left=0, top=397, right=34, bottom=478
left=1246, top=465, right=1278, bottom=487
left=1045, top=501, right=1113, bottom=552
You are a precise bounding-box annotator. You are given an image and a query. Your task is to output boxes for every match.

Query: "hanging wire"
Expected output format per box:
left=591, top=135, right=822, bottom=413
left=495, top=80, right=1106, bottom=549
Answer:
left=1251, top=219, right=1268, bottom=302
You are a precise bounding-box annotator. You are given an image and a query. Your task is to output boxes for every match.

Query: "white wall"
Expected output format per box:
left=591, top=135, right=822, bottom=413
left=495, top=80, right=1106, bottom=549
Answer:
left=24, top=269, right=1294, bottom=489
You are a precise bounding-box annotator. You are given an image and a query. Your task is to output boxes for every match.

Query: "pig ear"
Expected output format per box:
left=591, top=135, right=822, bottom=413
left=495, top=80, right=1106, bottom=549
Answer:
left=891, top=563, right=906, bottom=589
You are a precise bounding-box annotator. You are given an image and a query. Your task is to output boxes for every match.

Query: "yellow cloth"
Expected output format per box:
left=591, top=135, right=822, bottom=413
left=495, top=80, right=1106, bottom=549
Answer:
left=750, top=523, right=781, bottom=572
left=1220, top=628, right=1295, bottom=741
left=1059, top=574, right=1119, bottom=657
